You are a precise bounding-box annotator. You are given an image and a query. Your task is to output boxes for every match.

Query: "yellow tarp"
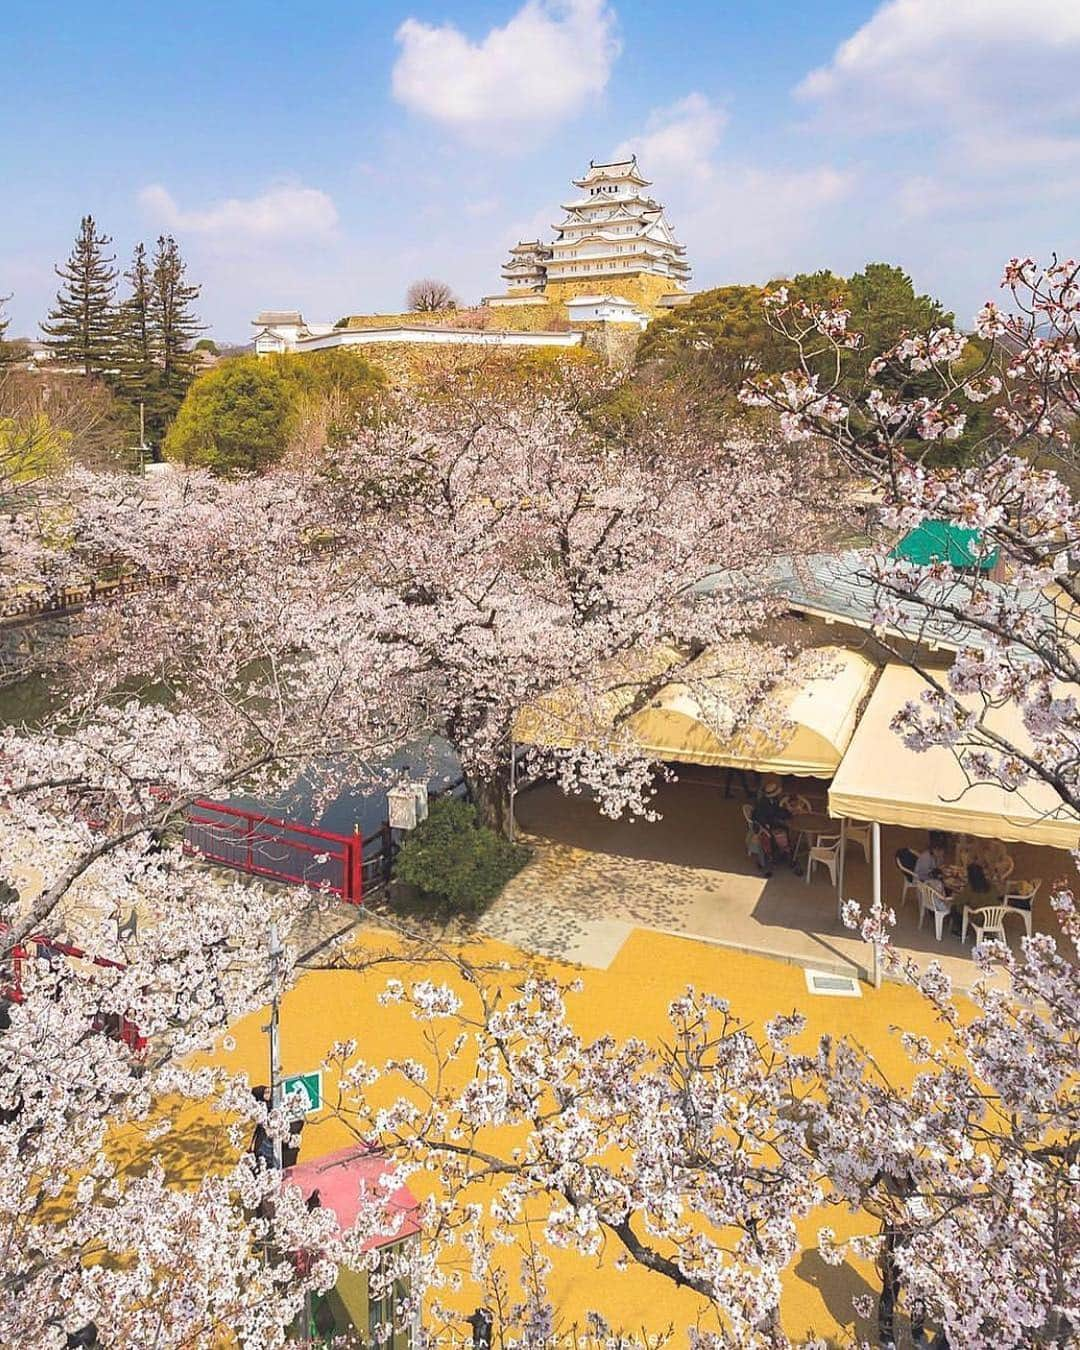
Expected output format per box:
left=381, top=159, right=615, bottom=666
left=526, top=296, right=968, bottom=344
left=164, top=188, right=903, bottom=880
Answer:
left=828, top=662, right=1080, bottom=849
left=514, top=644, right=877, bottom=778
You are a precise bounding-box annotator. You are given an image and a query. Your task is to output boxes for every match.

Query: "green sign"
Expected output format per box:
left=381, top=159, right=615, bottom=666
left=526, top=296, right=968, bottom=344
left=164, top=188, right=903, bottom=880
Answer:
left=282, top=1071, right=322, bottom=1114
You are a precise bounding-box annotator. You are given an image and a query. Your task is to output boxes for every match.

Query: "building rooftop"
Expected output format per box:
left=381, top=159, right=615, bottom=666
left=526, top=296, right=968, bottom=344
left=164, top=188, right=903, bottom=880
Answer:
left=708, top=549, right=1050, bottom=657
left=285, top=1145, right=420, bottom=1252
left=253, top=310, right=303, bottom=327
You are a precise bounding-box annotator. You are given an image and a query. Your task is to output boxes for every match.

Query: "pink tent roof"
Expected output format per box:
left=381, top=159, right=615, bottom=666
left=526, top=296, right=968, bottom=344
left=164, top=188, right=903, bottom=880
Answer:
left=285, top=1146, right=420, bottom=1251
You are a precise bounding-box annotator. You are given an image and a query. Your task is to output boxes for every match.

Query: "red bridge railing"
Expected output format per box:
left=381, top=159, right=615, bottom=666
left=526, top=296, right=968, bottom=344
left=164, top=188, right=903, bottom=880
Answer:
left=184, top=801, right=363, bottom=905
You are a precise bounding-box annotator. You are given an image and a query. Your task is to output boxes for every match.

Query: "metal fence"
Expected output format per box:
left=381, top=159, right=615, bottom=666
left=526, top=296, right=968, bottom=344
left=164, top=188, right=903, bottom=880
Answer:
left=184, top=800, right=364, bottom=904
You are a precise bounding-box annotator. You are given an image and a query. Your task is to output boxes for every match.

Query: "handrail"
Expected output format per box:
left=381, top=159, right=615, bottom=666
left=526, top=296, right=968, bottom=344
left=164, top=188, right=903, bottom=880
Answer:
left=185, top=801, right=364, bottom=905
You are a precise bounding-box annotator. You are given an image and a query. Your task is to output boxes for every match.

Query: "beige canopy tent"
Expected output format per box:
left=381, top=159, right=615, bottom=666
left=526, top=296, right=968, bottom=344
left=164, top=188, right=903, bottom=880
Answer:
left=828, top=663, right=1080, bottom=851
left=513, top=643, right=877, bottom=777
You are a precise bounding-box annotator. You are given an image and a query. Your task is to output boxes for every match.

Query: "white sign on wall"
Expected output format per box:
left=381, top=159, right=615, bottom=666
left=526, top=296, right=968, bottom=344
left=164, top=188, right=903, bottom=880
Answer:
left=388, top=780, right=429, bottom=830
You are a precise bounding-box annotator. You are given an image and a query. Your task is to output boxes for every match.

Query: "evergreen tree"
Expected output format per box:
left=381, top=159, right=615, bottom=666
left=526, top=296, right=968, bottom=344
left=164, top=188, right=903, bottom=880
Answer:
left=0, top=293, right=16, bottom=368
left=114, top=243, right=157, bottom=418
left=147, top=234, right=202, bottom=441
left=42, top=217, right=118, bottom=376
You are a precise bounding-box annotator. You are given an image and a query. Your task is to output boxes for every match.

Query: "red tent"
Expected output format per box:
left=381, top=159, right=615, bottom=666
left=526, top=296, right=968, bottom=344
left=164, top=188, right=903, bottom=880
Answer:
left=285, top=1145, right=420, bottom=1251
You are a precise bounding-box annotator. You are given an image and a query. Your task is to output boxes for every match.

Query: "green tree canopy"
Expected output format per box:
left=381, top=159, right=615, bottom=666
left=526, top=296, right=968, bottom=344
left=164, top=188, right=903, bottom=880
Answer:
left=114, top=243, right=156, bottom=417
left=274, top=347, right=385, bottom=408
left=163, top=348, right=388, bottom=475
left=636, top=262, right=988, bottom=463
left=636, top=271, right=849, bottom=397
left=393, top=796, right=530, bottom=915
left=162, top=357, right=293, bottom=474
left=0, top=294, right=19, bottom=369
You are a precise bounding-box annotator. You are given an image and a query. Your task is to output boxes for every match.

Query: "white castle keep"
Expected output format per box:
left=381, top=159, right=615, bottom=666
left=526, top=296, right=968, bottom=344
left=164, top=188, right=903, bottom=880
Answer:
left=501, top=156, right=691, bottom=294
left=251, top=156, right=691, bottom=358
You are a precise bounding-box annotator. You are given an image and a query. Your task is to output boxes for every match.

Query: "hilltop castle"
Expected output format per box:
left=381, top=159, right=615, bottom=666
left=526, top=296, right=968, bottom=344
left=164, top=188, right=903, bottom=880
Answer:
left=502, top=158, right=690, bottom=293
left=252, top=156, right=691, bottom=365
left=489, top=157, right=692, bottom=317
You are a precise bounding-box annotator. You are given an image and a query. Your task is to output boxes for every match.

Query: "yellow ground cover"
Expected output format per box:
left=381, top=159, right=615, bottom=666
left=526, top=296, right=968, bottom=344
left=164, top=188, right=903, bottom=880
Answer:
left=174, top=925, right=951, bottom=1345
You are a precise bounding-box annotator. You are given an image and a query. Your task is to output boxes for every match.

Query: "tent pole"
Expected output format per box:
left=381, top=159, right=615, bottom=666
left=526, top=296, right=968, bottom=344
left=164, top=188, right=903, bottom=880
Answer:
left=871, top=821, right=882, bottom=989
left=837, top=816, right=847, bottom=920
left=508, top=741, right=517, bottom=842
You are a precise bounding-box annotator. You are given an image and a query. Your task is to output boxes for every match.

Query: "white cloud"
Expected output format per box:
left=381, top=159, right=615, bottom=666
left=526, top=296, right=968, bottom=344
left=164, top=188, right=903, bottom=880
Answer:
left=137, top=184, right=339, bottom=242
left=391, top=0, right=619, bottom=148
left=613, top=94, right=853, bottom=284
left=798, top=0, right=1080, bottom=133
left=615, top=93, right=726, bottom=185
left=794, top=0, right=1080, bottom=253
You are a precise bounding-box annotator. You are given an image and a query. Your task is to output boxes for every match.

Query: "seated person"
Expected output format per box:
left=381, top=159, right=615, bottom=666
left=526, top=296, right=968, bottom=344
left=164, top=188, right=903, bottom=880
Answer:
left=920, top=870, right=957, bottom=934
left=751, top=791, right=794, bottom=868
left=966, top=861, right=992, bottom=898
left=914, top=842, right=945, bottom=884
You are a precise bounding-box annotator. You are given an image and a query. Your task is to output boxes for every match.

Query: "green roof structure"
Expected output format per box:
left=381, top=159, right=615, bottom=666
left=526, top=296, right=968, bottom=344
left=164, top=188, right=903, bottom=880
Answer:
left=890, top=521, right=998, bottom=572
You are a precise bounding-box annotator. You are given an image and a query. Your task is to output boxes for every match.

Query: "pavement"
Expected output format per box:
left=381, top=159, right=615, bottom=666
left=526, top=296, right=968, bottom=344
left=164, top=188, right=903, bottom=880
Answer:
left=176, top=921, right=961, bottom=1346
left=477, top=779, right=1068, bottom=989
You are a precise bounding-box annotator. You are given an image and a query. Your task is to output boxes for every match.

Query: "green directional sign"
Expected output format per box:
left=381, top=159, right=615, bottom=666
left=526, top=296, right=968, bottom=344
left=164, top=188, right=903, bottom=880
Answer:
left=282, top=1071, right=322, bottom=1114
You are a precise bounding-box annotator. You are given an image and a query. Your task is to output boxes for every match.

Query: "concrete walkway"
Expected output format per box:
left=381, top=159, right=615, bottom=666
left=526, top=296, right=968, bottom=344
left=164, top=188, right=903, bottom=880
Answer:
left=480, top=780, right=1070, bottom=987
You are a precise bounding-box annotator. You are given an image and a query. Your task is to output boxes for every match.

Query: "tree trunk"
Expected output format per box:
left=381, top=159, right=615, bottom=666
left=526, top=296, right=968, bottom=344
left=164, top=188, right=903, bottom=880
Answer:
left=467, top=769, right=510, bottom=836
left=878, top=1222, right=899, bottom=1348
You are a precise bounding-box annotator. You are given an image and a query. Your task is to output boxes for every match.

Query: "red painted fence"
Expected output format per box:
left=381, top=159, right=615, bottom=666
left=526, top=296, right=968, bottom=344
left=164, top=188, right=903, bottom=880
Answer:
left=184, top=800, right=364, bottom=905
left=2, top=933, right=147, bottom=1053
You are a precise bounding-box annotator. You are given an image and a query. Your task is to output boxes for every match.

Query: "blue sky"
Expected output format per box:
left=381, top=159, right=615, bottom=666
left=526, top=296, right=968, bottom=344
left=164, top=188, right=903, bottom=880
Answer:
left=2, top=0, right=1078, bottom=341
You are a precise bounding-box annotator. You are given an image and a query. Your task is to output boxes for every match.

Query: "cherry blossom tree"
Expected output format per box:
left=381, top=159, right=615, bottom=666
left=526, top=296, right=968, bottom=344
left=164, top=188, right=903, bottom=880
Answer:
left=0, top=463, right=437, bottom=1344
left=299, top=367, right=835, bottom=825
left=734, top=254, right=1080, bottom=1345
left=740, top=256, right=1080, bottom=816
left=7, top=300, right=1077, bottom=1348
left=315, top=895, right=1078, bottom=1349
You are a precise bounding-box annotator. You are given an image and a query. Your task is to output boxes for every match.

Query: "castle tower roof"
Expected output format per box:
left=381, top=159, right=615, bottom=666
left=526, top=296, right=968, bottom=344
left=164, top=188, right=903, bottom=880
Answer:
left=489, top=157, right=692, bottom=302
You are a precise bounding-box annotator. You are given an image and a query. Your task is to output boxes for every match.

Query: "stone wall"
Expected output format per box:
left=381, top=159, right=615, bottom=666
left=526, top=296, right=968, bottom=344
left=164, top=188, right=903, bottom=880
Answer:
left=358, top=342, right=600, bottom=390
left=344, top=303, right=573, bottom=335
left=578, top=323, right=642, bottom=371
left=543, top=273, right=683, bottom=316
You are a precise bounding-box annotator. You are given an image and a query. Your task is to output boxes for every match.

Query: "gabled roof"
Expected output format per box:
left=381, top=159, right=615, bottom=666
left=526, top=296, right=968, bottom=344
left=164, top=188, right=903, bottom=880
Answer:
left=573, top=156, right=651, bottom=188
left=730, top=549, right=1049, bottom=657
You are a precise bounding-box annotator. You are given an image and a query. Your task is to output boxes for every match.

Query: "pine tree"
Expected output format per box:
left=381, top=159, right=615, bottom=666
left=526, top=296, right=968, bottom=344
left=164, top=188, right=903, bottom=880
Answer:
left=42, top=217, right=119, bottom=376
left=114, top=243, right=157, bottom=421
left=0, top=293, right=16, bottom=368
left=147, top=234, right=202, bottom=442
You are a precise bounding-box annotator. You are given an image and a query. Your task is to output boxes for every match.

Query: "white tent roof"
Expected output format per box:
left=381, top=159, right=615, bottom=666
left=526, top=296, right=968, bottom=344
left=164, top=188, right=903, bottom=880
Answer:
left=514, top=645, right=876, bottom=778
left=828, top=663, right=1080, bottom=849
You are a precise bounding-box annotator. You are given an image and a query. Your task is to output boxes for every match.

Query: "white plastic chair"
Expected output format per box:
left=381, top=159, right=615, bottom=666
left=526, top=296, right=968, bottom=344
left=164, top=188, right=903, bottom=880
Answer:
left=1002, top=879, right=1041, bottom=937
left=961, top=904, right=1009, bottom=945
left=917, top=881, right=950, bottom=941
left=845, top=820, right=873, bottom=864
left=895, top=851, right=920, bottom=912
left=805, top=834, right=841, bottom=886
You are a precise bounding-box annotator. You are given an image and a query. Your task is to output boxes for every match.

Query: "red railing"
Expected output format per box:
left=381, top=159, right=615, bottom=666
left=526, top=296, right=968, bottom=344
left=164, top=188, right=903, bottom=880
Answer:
left=184, top=801, right=363, bottom=905
left=2, top=932, right=147, bottom=1052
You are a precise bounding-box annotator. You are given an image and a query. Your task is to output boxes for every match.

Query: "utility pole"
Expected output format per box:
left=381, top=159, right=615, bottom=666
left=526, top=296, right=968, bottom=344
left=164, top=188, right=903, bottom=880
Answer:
left=268, top=920, right=284, bottom=1170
